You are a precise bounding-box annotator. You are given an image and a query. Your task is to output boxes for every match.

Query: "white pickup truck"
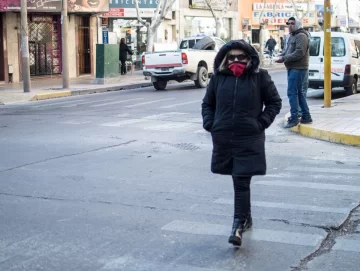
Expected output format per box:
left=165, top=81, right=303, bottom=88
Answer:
left=142, top=37, right=225, bottom=90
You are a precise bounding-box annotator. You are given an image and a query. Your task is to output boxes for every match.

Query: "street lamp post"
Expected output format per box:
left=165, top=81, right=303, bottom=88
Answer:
left=324, top=0, right=332, bottom=108
left=61, top=0, right=69, bottom=88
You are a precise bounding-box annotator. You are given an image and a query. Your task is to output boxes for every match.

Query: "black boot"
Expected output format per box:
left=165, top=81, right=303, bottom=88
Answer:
left=228, top=218, right=244, bottom=247
left=243, top=214, right=253, bottom=232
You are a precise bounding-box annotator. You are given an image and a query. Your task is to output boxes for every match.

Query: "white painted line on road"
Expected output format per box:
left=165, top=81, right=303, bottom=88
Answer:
left=144, top=122, right=196, bottom=131
left=333, top=239, right=360, bottom=252
left=91, top=98, right=144, bottom=108
left=194, top=129, right=208, bottom=134
left=255, top=180, right=360, bottom=192
left=161, top=220, right=324, bottom=247
left=31, top=99, right=87, bottom=108
left=102, top=112, right=187, bottom=127
left=125, top=98, right=175, bottom=108
left=61, top=98, right=114, bottom=108
left=214, top=199, right=350, bottom=214
left=143, top=112, right=187, bottom=120
left=59, top=120, right=91, bottom=124
left=101, top=119, right=145, bottom=127
left=160, top=100, right=201, bottom=109
left=285, top=166, right=360, bottom=175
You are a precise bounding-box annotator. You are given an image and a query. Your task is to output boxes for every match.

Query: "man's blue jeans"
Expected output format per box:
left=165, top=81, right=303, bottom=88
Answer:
left=287, top=69, right=311, bottom=121
left=298, top=69, right=309, bottom=116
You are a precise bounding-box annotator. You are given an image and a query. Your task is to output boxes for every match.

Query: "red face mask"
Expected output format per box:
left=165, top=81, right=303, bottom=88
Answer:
left=228, top=63, right=247, bottom=77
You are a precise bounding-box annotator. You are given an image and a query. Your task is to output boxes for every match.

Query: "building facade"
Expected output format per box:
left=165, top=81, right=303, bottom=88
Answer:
left=0, top=1, right=106, bottom=83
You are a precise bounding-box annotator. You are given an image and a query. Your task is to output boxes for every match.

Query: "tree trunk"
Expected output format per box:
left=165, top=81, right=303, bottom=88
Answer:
left=259, top=24, right=265, bottom=67
left=215, top=17, right=224, bottom=38
left=146, top=26, right=154, bottom=52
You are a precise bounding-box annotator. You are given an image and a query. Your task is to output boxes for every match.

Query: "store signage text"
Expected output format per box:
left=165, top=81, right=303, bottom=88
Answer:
left=253, top=3, right=312, bottom=11
left=109, top=0, right=158, bottom=9
left=252, top=11, right=316, bottom=26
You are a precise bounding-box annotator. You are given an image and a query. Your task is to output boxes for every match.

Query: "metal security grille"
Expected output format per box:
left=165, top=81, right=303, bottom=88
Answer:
left=78, top=16, right=91, bottom=74
left=28, top=16, right=61, bottom=76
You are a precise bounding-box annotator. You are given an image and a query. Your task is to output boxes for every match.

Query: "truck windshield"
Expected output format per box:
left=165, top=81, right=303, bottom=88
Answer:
left=180, top=40, right=196, bottom=49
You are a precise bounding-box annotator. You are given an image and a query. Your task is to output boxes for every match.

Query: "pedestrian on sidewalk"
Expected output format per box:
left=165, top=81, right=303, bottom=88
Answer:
left=265, top=36, right=277, bottom=57
left=201, top=40, right=282, bottom=247
left=275, top=17, right=313, bottom=128
left=280, top=37, right=284, bottom=52
left=119, top=38, right=133, bottom=75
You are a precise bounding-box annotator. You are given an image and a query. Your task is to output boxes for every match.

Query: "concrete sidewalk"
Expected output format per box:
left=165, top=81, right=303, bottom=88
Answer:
left=0, top=71, right=151, bottom=105
left=286, top=94, right=360, bottom=147
left=0, top=64, right=285, bottom=105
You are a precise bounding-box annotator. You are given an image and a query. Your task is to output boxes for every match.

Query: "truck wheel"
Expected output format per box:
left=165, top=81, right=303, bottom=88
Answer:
left=344, top=78, right=357, bottom=96
left=194, top=66, right=209, bottom=88
left=192, top=36, right=216, bottom=50
left=153, top=80, right=167, bottom=90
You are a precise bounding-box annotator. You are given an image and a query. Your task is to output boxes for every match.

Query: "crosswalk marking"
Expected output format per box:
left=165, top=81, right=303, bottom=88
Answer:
left=125, top=98, right=175, bottom=108
left=285, top=166, right=360, bottom=175
left=91, top=98, right=144, bottom=108
left=160, top=100, right=201, bottom=109
left=61, top=98, right=115, bottom=108
left=59, top=120, right=91, bottom=124
left=255, top=180, right=360, bottom=192
left=161, top=220, right=324, bottom=247
left=101, top=112, right=187, bottom=127
left=214, top=199, right=350, bottom=214
left=333, top=239, right=360, bottom=252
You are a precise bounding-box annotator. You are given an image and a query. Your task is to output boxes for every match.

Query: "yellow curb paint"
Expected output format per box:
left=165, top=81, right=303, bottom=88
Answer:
left=30, top=91, right=71, bottom=101
left=284, top=114, right=360, bottom=147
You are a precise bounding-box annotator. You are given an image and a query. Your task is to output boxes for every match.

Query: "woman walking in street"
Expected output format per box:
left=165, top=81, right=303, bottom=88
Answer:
left=201, top=40, right=282, bottom=247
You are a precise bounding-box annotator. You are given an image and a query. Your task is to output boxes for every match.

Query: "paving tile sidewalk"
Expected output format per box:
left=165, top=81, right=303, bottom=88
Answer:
left=288, top=94, right=360, bottom=147
left=0, top=64, right=284, bottom=105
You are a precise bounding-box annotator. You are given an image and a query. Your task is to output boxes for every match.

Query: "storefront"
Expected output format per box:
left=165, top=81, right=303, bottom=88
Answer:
left=101, top=1, right=160, bottom=71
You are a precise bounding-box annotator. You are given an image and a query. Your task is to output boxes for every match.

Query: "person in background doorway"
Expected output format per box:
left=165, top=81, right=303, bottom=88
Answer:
left=119, top=38, right=133, bottom=75
left=202, top=40, right=282, bottom=247
left=265, top=36, right=277, bottom=57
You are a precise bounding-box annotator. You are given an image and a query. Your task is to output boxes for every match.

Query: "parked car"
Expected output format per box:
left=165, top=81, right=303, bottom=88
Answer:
left=142, top=36, right=225, bottom=90
left=308, top=31, right=360, bottom=95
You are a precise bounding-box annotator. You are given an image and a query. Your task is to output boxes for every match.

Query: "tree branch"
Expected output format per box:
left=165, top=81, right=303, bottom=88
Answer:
left=204, top=0, right=217, bottom=20
left=135, top=0, right=149, bottom=27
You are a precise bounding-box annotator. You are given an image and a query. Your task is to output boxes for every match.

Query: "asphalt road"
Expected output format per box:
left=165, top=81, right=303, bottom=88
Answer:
left=1, top=70, right=359, bottom=271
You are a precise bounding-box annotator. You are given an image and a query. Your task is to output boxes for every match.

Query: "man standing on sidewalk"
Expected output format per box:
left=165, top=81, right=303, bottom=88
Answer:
left=275, top=17, right=313, bottom=128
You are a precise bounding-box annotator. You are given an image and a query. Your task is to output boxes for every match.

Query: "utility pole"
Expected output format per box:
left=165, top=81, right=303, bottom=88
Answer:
left=324, top=0, right=332, bottom=108
left=20, top=0, right=31, bottom=92
left=61, top=0, right=69, bottom=88
left=346, top=0, right=349, bottom=32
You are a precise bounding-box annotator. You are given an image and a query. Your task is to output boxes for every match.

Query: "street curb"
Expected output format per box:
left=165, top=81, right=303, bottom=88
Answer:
left=30, top=90, right=72, bottom=101
left=284, top=113, right=360, bottom=147
left=70, top=82, right=152, bottom=96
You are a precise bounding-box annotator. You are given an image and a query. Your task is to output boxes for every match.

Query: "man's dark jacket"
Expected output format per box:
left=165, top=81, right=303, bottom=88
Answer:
left=201, top=40, right=282, bottom=177
left=266, top=38, right=277, bottom=50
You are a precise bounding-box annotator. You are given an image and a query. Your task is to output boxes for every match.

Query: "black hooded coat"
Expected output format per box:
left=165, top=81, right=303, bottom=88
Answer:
left=201, top=40, right=282, bottom=177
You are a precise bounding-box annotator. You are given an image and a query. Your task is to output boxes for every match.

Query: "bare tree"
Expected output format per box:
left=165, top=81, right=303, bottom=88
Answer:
left=289, top=0, right=310, bottom=20
left=203, top=0, right=232, bottom=38
left=258, top=0, right=268, bottom=67
left=135, top=0, right=176, bottom=52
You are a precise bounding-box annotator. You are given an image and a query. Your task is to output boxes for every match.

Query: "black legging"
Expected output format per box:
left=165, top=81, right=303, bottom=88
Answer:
left=120, top=60, right=127, bottom=75
left=232, top=176, right=252, bottom=222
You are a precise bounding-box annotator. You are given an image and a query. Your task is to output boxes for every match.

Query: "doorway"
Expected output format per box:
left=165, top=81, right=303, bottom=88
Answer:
left=78, top=16, right=91, bottom=74
left=0, top=14, right=5, bottom=81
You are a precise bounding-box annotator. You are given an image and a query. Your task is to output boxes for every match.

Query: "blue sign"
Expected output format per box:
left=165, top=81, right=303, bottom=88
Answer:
left=109, top=0, right=158, bottom=9
left=102, top=30, right=109, bottom=44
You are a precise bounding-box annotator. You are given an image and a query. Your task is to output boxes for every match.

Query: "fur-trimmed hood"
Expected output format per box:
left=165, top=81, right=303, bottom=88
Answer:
left=214, top=39, right=260, bottom=74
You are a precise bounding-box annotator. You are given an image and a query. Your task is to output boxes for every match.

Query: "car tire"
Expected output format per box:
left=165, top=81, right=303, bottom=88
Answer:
left=344, top=78, right=357, bottom=96
left=194, top=66, right=209, bottom=88
left=153, top=80, right=167, bottom=91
